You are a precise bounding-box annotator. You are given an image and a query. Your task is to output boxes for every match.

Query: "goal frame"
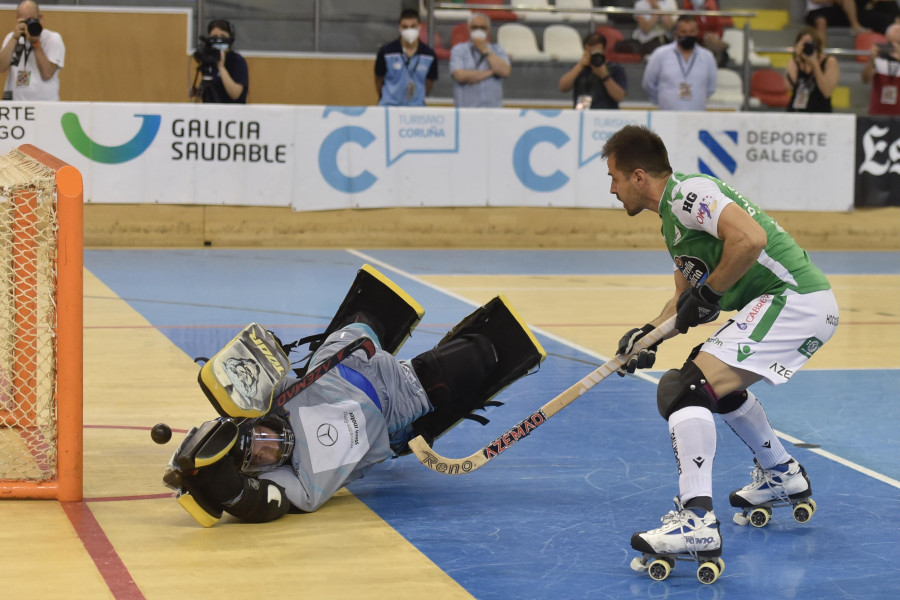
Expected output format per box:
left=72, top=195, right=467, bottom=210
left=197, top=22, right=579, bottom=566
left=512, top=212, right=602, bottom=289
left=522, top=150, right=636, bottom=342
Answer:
left=0, top=144, right=83, bottom=501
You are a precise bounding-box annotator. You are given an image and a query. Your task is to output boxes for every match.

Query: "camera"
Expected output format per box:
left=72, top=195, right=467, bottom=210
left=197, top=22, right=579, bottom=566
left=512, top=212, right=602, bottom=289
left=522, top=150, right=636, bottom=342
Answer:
left=802, top=41, right=816, bottom=56
left=877, top=43, right=897, bottom=61
left=193, top=36, right=230, bottom=76
left=24, top=17, right=42, bottom=37
left=589, top=52, right=606, bottom=67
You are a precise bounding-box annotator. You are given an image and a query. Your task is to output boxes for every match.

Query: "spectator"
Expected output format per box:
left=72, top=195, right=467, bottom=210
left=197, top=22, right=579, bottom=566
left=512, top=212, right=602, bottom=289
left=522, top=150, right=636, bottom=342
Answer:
left=632, top=0, right=678, bottom=56
left=374, top=9, right=438, bottom=106
left=856, top=0, right=900, bottom=34
left=449, top=13, right=511, bottom=108
left=785, top=27, right=839, bottom=112
left=683, top=0, right=731, bottom=67
left=0, top=1, right=64, bottom=101
left=861, top=22, right=900, bottom=115
left=193, top=19, right=248, bottom=104
left=805, top=1, right=868, bottom=45
left=642, top=15, right=718, bottom=110
left=558, top=32, right=627, bottom=109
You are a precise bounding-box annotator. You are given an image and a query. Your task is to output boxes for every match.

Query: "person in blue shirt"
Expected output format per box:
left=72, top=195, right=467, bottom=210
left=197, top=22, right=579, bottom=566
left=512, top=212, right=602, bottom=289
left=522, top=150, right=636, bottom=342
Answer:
left=374, top=9, right=438, bottom=106
left=449, top=13, right=511, bottom=108
left=642, top=15, right=717, bottom=111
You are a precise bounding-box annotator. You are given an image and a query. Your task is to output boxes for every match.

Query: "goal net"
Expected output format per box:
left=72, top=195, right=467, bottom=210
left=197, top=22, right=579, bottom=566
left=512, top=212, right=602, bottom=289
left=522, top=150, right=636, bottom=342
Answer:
left=0, top=145, right=82, bottom=501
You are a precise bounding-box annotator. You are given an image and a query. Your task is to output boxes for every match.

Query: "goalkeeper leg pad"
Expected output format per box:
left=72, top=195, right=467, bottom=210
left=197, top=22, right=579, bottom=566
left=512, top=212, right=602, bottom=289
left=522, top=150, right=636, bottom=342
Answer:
left=405, top=295, right=546, bottom=450
left=313, top=264, right=425, bottom=355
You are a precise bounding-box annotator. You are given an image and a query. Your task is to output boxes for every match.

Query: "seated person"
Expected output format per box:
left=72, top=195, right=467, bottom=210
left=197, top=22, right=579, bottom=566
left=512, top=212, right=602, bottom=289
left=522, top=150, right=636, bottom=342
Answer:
left=856, top=0, right=900, bottom=34
left=558, top=32, right=627, bottom=109
left=632, top=0, right=678, bottom=55
left=683, top=0, right=731, bottom=67
left=805, top=0, right=868, bottom=44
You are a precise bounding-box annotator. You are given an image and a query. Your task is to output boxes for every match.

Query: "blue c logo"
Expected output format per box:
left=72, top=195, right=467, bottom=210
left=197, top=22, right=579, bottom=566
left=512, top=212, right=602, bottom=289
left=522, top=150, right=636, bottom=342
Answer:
left=317, top=126, right=377, bottom=193
left=512, top=126, right=570, bottom=192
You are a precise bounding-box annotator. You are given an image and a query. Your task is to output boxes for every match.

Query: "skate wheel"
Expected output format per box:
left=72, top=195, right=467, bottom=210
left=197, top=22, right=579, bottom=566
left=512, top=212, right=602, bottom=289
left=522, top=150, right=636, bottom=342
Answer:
left=733, top=512, right=750, bottom=526
left=748, top=507, right=771, bottom=528
left=647, top=558, right=671, bottom=581
left=716, top=557, right=725, bottom=574
left=809, top=498, right=817, bottom=515
left=793, top=501, right=814, bottom=523
left=630, top=557, right=648, bottom=572
left=697, top=560, right=721, bottom=584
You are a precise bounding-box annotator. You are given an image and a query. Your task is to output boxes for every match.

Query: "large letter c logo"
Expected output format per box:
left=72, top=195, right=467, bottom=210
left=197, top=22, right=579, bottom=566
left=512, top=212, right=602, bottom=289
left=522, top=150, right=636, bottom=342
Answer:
left=512, top=126, right=570, bottom=192
left=318, top=126, right=377, bottom=193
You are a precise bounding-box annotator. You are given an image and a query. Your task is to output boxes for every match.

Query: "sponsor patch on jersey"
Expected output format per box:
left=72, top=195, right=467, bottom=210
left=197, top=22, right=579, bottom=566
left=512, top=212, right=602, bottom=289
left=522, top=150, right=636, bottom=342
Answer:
left=797, top=336, right=823, bottom=358
left=673, top=255, right=710, bottom=288
left=737, top=342, right=756, bottom=362
left=296, top=400, right=370, bottom=473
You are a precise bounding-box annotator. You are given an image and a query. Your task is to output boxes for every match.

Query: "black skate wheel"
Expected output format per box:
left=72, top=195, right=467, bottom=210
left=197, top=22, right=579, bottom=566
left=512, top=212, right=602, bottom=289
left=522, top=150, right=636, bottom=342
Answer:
left=648, top=559, right=671, bottom=581
left=697, top=560, right=721, bottom=584
left=749, top=507, right=771, bottom=528
left=793, top=501, right=814, bottom=523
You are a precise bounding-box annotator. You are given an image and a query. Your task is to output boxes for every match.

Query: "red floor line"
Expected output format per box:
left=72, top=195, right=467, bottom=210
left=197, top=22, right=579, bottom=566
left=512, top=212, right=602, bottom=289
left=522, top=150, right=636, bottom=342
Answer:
left=62, top=501, right=146, bottom=600
left=86, top=493, right=172, bottom=502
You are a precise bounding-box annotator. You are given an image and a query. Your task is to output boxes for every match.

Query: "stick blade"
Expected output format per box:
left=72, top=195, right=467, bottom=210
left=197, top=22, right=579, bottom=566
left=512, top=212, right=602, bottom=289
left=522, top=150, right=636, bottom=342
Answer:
left=407, top=435, right=487, bottom=475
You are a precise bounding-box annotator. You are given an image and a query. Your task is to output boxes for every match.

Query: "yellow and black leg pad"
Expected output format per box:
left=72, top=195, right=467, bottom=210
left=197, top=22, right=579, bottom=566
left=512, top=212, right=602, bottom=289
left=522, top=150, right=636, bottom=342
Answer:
left=403, top=295, right=546, bottom=452
left=162, top=418, right=239, bottom=527
left=312, top=264, right=425, bottom=355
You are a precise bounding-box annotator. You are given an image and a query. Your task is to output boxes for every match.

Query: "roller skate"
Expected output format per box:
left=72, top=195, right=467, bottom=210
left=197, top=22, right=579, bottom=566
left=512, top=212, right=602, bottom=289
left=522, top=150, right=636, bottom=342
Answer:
left=730, top=458, right=817, bottom=528
left=629, top=496, right=725, bottom=584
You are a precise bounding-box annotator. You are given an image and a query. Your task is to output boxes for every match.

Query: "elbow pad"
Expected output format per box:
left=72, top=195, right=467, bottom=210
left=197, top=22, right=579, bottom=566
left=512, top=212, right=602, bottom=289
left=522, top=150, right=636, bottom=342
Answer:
left=224, top=477, right=291, bottom=523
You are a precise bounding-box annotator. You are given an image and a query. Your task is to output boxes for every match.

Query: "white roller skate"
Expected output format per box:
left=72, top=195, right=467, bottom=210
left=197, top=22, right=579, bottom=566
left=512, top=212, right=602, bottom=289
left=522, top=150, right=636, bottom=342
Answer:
left=629, top=496, right=725, bottom=584
left=730, top=458, right=817, bottom=528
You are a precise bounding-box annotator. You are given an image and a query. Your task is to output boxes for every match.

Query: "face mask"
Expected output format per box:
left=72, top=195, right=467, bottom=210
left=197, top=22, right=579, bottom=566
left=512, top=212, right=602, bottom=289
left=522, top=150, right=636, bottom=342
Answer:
left=677, top=36, right=697, bottom=50
left=211, top=42, right=231, bottom=52
left=470, top=29, right=487, bottom=41
left=400, top=27, right=419, bottom=44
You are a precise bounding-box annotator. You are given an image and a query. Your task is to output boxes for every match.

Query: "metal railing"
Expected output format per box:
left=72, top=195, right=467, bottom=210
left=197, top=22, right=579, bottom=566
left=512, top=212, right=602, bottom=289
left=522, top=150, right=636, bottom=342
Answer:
left=426, top=1, right=760, bottom=110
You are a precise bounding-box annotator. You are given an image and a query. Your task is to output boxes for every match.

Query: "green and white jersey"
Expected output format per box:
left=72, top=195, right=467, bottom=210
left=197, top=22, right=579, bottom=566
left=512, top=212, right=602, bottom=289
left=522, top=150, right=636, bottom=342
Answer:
left=659, top=173, right=831, bottom=311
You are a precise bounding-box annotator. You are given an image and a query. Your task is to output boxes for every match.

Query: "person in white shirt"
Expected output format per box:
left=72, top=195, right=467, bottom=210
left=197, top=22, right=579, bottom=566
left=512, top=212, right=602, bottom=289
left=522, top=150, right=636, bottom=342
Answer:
left=633, top=0, right=677, bottom=55
left=0, top=1, right=65, bottom=101
left=642, top=15, right=718, bottom=110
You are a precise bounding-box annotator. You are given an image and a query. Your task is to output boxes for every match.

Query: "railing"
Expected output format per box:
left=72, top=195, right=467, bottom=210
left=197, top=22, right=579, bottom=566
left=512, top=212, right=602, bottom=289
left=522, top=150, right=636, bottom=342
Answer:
left=426, top=1, right=759, bottom=110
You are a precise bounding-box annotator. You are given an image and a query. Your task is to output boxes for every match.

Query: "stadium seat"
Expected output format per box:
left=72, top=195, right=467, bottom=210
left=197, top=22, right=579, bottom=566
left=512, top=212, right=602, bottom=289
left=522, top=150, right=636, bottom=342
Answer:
left=543, top=24, right=585, bottom=61
left=450, top=22, right=471, bottom=48
left=708, top=68, right=760, bottom=108
left=556, top=0, right=607, bottom=24
left=467, top=0, right=518, bottom=22
left=497, top=23, right=550, bottom=61
left=722, top=28, right=771, bottom=67
left=750, top=68, right=791, bottom=108
left=419, top=0, right=470, bottom=22
left=855, top=31, right=886, bottom=63
left=420, top=23, right=450, bottom=60
left=596, top=25, right=642, bottom=64
left=514, top=0, right=564, bottom=22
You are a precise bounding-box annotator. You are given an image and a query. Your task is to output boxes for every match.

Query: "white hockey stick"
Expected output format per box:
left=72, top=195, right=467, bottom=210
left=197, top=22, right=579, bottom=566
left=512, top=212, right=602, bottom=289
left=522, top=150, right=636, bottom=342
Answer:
left=408, top=316, right=676, bottom=475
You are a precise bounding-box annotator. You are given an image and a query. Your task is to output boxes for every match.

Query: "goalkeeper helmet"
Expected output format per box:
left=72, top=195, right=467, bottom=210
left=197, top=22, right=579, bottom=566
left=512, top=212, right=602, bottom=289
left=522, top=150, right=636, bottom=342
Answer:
left=236, top=414, right=295, bottom=475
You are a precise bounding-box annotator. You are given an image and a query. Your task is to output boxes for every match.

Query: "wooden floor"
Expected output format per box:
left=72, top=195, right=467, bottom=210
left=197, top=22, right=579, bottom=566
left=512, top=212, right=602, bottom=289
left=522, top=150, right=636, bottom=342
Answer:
left=1, top=243, right=898, bottom=600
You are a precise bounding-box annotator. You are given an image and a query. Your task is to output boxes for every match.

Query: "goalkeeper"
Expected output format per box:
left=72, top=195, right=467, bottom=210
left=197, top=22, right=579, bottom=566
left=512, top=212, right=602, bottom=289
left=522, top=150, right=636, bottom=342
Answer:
left=164, top=266, right=545, bottom=526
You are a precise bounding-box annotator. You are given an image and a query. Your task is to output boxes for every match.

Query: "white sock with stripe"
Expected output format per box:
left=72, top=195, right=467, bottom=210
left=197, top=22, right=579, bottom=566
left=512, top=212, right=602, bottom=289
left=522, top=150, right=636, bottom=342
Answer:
left=668, top=406, right=716, bottom=506
left=720, top=390, right=790, bottom=469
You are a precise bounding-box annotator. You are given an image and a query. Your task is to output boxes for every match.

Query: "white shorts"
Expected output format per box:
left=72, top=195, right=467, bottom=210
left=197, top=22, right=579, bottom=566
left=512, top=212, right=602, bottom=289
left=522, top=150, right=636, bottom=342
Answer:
left=700, top=289, right=839, bottom=385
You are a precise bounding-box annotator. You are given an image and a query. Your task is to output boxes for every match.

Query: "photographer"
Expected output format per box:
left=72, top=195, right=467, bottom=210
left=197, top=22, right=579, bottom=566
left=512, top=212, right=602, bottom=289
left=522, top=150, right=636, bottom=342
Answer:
left=861, top=23, right=900, bottom=115
left=558, top=32, right=626, bottom=110
left=0, top=1, right=65, bottom=101
left=785, top=27, right=839, bottom=113
left=192, top=19, right=247, bottom=104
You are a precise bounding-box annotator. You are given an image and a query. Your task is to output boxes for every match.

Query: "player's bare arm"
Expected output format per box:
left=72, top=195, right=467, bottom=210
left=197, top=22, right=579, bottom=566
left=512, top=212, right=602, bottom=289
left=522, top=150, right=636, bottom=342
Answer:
left=704, top=202, right=767, bottom=293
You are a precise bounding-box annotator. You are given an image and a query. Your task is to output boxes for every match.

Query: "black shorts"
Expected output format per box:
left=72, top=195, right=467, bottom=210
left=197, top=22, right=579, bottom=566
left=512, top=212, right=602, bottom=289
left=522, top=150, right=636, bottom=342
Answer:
left=805, top=5, right=851, bottom=27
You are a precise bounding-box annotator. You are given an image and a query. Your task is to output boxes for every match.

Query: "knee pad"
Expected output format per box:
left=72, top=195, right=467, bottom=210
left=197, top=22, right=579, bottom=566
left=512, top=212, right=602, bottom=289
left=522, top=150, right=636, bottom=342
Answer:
left=715, top=390, right=749, bottom=415
left=656, top=361, right=716, bottom=420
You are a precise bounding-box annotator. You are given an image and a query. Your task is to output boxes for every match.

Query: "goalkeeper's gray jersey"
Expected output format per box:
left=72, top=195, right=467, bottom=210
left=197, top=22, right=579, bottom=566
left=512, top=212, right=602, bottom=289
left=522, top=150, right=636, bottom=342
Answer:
left=261, top=324, right=430, bottom=512
left=659, top=173, right=831, bottom=311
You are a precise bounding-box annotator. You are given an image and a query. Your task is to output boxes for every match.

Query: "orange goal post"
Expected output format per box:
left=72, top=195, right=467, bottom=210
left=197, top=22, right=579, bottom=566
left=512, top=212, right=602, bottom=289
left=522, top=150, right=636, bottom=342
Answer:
left=0, top=144, right=83, bottom=501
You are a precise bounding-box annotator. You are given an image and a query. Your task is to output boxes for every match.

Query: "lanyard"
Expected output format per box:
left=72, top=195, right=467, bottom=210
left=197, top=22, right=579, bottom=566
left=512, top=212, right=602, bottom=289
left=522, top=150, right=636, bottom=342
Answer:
left=675, top=48, right=697, bottom=80
left=402, top=52, right=420, bottom=80
left=470, top=44, right=488, bottom=68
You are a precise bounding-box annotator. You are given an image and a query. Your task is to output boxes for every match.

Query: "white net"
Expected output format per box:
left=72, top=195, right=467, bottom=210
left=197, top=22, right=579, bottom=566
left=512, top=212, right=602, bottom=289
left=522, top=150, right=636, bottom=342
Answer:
left=0, top=149, right=58, bottom=482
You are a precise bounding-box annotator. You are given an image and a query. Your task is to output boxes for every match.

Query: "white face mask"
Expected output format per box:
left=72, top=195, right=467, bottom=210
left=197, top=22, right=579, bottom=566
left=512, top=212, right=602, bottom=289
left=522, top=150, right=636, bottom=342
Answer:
left=470, top=29, right=488, bottom=42
left=400, top=27, right=419, bottom=44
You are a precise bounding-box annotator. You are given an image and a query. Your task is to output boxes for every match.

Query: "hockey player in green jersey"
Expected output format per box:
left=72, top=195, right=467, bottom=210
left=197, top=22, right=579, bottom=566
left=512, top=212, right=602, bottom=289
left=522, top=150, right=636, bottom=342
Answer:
left=601, top=125, right=838, bottom=584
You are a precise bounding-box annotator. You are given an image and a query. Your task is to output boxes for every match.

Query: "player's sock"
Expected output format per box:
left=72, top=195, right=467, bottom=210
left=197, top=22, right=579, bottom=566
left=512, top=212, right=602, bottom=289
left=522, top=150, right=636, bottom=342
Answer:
left=668, top=406, right=716, bottom=505
left=720, top=390, right=790, bottom=469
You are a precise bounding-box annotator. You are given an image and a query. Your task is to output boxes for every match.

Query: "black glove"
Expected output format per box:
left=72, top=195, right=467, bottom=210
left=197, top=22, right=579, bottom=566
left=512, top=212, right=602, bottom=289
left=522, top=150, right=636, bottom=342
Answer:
left=616, top=323, right=659, bottom=376
left=675, top=283, right=722, bottom=334
left=188, top=454, right=245, bottom=507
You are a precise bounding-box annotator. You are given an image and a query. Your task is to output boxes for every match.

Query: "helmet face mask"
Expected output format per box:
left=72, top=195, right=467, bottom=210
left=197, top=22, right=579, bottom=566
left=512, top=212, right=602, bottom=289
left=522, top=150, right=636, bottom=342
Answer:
left=237, top=414, right=295, bottom=475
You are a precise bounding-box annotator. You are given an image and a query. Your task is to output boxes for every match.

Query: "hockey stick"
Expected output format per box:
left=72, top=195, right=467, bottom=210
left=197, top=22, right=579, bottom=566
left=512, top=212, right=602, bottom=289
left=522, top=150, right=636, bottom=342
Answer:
left=407, top=316, right=676, bottom=475
left=273, top=336, right=376, bottom=409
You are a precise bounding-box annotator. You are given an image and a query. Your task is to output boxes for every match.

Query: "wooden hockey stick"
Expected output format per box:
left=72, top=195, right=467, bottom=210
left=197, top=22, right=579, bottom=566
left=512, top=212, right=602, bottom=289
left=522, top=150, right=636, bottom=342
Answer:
left=408, top=317, right=676, bottom=475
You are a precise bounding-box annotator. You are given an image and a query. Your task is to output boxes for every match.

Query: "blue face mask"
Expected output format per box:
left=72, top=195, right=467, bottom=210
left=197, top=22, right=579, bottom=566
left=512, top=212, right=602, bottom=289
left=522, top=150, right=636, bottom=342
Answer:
left=211, top=42, right=231, bottom=52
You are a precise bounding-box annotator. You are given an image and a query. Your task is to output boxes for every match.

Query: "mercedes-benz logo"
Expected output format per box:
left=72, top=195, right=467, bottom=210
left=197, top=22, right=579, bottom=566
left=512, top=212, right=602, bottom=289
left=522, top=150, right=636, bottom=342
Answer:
left=316, top=423, right=338, bottom=446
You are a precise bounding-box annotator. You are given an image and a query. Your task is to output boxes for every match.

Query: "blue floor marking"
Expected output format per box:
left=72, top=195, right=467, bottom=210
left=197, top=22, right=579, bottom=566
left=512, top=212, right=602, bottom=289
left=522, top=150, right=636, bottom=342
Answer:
left=85, top=249, right=900, bottom=600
